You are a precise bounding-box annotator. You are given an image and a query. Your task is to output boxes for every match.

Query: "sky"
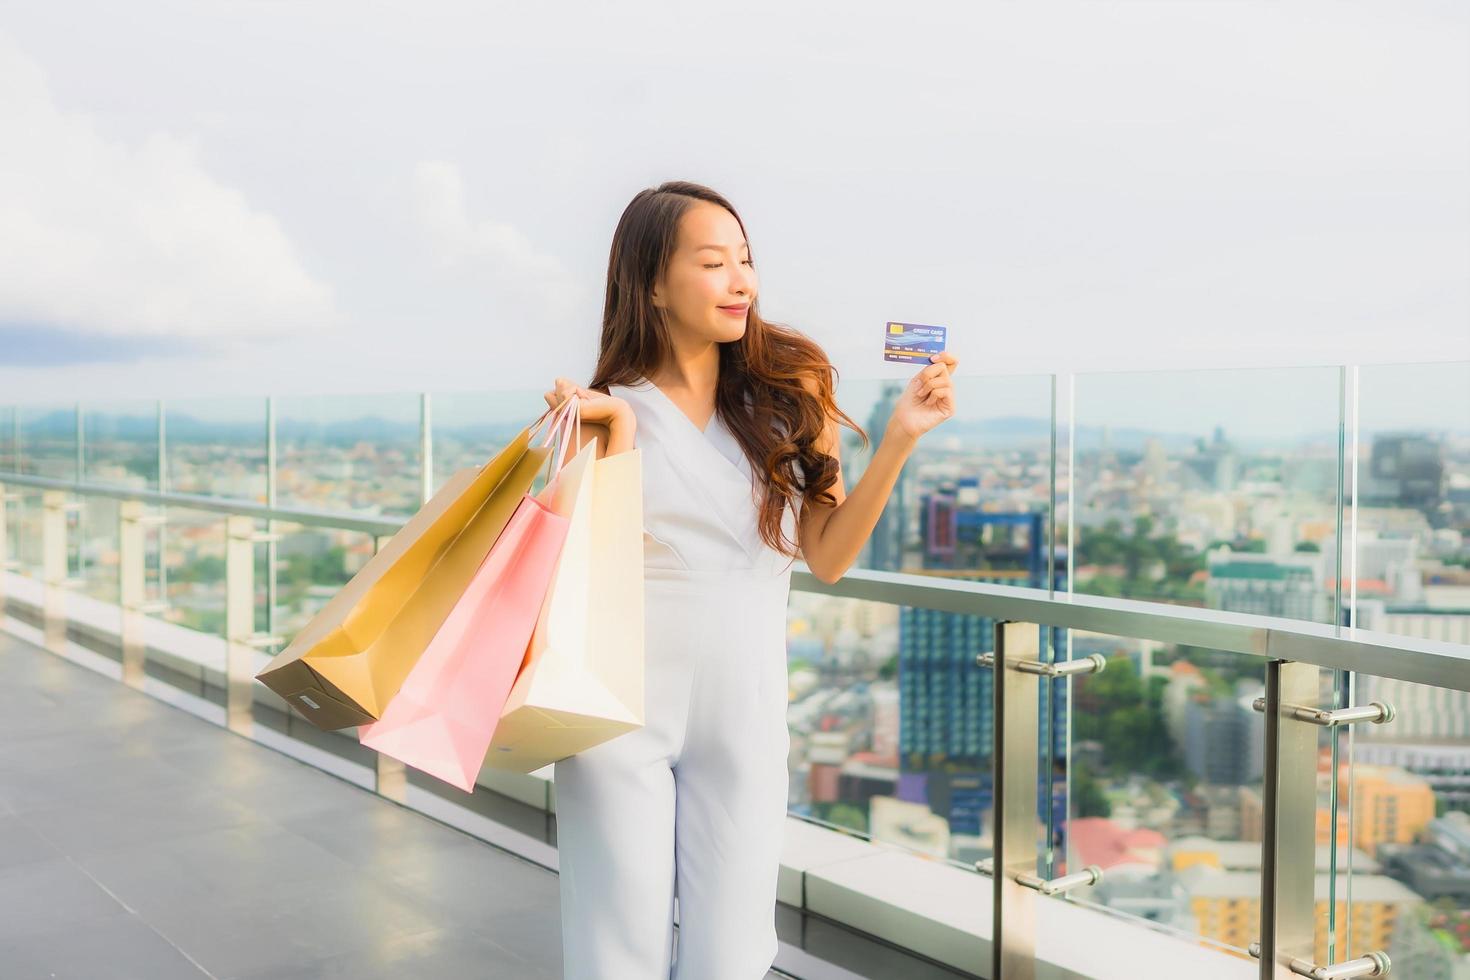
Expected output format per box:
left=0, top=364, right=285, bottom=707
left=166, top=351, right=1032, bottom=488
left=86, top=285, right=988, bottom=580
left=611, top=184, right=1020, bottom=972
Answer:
left=0, top=1, right=1467, bottom=437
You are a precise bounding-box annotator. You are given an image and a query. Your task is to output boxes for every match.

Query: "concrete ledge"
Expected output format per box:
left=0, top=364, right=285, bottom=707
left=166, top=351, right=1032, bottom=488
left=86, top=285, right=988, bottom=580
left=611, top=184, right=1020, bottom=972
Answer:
left=805, top=846, right=990, bottom=975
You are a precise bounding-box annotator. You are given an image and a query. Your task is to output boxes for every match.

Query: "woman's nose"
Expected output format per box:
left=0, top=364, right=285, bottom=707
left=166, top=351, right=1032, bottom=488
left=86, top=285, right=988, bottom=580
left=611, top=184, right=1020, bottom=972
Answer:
left=731, top=264, right=754, bottom=296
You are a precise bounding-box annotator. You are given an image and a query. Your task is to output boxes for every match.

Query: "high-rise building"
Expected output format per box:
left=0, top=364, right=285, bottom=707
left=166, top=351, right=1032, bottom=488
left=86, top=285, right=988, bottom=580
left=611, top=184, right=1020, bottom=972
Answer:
left=863, top=382, right=907, bottom=570
left=1362, top=432, right=1444, bottom=511
left=895, top=488, right=1066, bottom=840
left=1240, top=763, right=1436, bottom=857
left=1178, top=866, right=1419, bottom=964
left=1352, top=607, right=1470, bottom=807
left=1182, top=688, right=1264, bottom=787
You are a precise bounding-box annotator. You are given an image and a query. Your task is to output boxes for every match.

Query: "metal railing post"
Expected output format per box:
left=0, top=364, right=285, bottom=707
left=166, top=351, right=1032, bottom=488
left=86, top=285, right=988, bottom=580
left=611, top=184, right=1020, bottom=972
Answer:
left=119, top=500, right=167, bottom=689
left=265, top=396, right=277, bottom=661
left=0, top=483, right=17, bottom=617
left=982, top=630, right=1106, bottom=978
left=1256, top=658, right=1395, bottom=979
left=991, top=621, right=1042, bottom=979
left=1259, top=660, right=1324, bottom=979
left=41, top=489, right=81, bottom=654
left=225, top=515, right=255, bottom=735
left=225, top=515, right=282, bottom=736
left=372, top=530, right=407, bottom=803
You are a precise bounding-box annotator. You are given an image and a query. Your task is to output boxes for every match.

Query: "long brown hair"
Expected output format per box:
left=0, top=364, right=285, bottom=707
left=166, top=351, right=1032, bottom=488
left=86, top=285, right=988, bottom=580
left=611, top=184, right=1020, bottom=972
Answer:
left=588, top=180, right=868, bottom=557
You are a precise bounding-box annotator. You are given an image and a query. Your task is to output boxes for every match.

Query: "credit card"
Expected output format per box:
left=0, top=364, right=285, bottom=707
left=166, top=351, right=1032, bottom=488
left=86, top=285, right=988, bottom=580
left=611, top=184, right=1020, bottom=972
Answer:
left=883, top=321, right=947, bottom=364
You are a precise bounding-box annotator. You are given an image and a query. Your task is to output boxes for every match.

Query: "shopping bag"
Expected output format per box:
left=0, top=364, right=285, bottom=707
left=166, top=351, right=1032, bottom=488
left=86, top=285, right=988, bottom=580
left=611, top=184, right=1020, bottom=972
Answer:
left=255, top=401, right=571, bottom=730
left=356, top=416, right=593, bottom=791
left=482, top=424, right=645, bottom=774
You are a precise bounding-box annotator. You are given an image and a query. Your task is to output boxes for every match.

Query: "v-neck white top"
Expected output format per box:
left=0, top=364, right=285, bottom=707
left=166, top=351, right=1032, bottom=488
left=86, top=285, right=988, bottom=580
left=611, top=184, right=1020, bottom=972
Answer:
left=607, top=378, right=801, bottom=582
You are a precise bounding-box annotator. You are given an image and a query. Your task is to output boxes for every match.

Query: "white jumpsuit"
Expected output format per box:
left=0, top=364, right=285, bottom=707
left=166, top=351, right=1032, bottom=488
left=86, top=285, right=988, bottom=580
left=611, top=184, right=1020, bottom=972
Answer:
left=553, top=377, right=797, bottom=980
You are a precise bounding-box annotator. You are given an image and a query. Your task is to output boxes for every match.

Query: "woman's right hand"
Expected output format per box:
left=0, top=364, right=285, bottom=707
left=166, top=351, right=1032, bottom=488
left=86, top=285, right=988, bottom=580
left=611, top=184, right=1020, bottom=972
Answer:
left=543, top=377, right=634, bottom=431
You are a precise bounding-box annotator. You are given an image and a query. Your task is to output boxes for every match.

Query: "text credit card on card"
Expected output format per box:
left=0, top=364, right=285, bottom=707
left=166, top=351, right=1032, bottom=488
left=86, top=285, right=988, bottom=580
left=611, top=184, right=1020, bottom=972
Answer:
left=883, top=322, right=947, bottom=364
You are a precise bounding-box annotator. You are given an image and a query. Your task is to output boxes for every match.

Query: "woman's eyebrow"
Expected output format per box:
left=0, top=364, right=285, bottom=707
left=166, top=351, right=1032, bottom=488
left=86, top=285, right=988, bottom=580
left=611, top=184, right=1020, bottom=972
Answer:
left=695, top=242, right=749, bottom=252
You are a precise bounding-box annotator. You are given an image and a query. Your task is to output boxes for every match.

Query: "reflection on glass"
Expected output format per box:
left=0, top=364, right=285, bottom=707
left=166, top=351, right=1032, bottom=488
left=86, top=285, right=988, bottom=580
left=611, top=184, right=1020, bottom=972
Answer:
left=275, top=393, right=420, bottom=518
left=165, top=397, right=266, bottom=501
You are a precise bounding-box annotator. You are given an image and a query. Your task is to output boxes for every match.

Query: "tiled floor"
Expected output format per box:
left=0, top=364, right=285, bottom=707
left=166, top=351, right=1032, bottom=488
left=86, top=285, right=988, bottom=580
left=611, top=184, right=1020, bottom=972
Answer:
left=2, top=633, right=715, bottom=979
left=0, top=630, right=982, bottom=980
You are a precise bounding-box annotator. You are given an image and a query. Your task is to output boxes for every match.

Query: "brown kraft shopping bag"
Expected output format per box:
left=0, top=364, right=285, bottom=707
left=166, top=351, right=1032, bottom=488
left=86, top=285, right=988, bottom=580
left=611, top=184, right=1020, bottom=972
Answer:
left=256, top=403, right=572, bottom=729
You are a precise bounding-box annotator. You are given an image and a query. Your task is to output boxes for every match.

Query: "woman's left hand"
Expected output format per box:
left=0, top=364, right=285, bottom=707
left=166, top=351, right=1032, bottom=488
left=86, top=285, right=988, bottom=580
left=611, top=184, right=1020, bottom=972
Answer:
left=889, top=352, right=959, bottom=441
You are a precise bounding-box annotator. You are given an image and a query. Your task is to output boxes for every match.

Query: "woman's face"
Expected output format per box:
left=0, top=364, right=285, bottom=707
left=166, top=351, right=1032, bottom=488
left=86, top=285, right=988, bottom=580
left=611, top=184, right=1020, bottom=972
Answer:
left=652, top=202, right=758, bottom=345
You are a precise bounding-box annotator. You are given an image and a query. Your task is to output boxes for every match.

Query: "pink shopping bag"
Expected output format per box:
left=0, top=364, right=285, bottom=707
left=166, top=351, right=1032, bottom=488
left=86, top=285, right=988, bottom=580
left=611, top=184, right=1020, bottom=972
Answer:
left=356, top=402, right=584, bottom=792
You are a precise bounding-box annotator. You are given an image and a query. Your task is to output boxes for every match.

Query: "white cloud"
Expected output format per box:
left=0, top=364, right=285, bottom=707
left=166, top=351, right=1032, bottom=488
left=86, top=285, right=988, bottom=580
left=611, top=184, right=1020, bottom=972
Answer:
left=410, top=160, right=585, bottom=325
left=0, top=33, right=335, bottom=345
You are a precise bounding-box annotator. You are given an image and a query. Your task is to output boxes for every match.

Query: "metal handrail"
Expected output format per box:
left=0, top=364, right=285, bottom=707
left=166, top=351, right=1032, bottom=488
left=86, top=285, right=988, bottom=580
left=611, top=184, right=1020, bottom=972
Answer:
left=0, top=472, right=402, bottom=536
left=5, top=470, right=1470, bottom=693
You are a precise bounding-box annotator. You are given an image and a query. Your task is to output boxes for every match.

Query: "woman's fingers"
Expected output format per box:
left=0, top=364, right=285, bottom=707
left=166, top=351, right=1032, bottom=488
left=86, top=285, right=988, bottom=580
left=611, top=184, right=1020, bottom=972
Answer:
left=548, top=378, right=581, bottom=409
left=918, top=371, right=955, bottom=400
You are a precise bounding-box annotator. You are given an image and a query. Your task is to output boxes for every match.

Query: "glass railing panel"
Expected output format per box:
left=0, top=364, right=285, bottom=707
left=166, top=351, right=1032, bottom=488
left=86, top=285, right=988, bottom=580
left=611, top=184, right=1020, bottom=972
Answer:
left=164, top=397, right=266, bottom=501
left=16, top=403, right=77, bottom=480
left=1339, top=360, right=1470, bottom=968
left=77, top=496, right=120, bottom=607
left=429, top=389, right=547, bottom=497
left=1328, top=673, right=1464, bottom=973
left=82, top=400, right=160, bottom=491
left=159, top=508, right=227, bottom=637
left=1070, top=366, right=1343, bottom=622
left=274, top=393, right=421, bottom=518
left=838, top=374, right=1055, bottom=579
left=6, top=490, right=44, bottom=578
left=0, top=405, right=17, bottom=473
left=269, top=520, right=373, bottom=644
left=1349, top=360, right=1469, bottom=630
left=1061, top=635, right=1273, bottom=961
left=783, top=589, right=1053, bottom=877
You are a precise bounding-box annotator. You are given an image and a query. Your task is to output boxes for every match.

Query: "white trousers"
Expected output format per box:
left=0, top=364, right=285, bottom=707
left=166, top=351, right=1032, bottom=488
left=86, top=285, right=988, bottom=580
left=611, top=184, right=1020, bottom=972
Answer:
left=554, top=573, right=791, bottom=980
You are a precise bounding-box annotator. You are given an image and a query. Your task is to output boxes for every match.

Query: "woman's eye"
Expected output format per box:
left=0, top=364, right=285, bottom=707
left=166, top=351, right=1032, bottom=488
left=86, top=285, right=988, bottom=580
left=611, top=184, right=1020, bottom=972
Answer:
left=742, top=259, right=754, bottom=266
left=703, top=263, right=722, bottom=269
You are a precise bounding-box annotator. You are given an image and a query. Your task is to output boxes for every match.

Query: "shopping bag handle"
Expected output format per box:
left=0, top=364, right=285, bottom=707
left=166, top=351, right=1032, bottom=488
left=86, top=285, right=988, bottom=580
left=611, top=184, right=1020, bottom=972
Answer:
left=528, top=395, right=577, bottom=450
left=535, top=395, right=581, bottom=485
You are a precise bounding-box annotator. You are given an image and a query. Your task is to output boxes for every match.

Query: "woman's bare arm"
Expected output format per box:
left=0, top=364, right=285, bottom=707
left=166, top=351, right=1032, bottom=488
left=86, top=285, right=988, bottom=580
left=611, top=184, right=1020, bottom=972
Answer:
left=796, top=353, right=956, bottom=583
left=572, top=415, right=635, bottom=460
left=796, top=400, right=916, bottom=584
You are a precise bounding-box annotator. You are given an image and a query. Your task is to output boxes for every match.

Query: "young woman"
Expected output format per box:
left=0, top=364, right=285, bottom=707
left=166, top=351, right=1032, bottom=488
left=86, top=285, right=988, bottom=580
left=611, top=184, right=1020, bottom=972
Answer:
left=543, top=180, right=959, bottom=979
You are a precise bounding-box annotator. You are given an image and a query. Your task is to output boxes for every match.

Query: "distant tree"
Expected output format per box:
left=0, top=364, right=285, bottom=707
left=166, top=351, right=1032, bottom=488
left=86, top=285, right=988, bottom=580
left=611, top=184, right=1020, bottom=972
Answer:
left=173, top=555, right=226, bottom=584
left=1073, top=656, right=1180, bottom=778
left=1073, top=767, right=1111, bottom=818
left=1294, top=541, right=1321, bottom=553
left=820, top=803, right=868, bottom=835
